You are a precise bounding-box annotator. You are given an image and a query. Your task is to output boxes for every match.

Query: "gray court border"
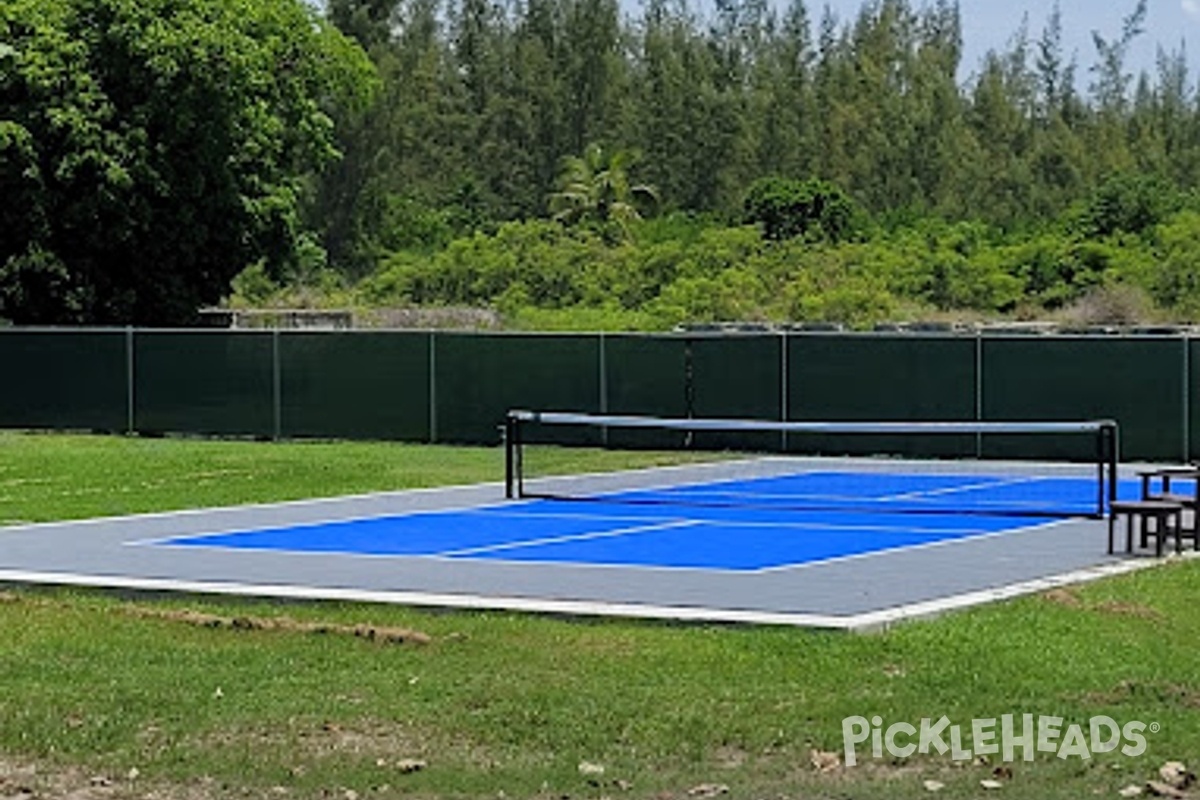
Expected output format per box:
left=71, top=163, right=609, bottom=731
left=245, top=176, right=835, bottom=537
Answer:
left=0, top=559, right=1165, bottom=632
left=0, top=459, right=1175, bottom=631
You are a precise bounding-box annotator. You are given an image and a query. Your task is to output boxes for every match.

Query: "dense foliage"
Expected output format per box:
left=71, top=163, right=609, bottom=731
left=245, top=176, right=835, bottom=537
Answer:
left=310, top=0, right=1188, bottom=261
left=7, top=0, right=1200, bottom=328
left=241, top=174, right=1200, bottom=331
left=0, top=0, right=373, bottom=324
left=241, top=0, right=1200, bottom=330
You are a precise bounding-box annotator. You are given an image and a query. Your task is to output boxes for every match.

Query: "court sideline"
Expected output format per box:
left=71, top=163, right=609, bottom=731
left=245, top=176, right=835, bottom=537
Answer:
left=0, top=460, right=1156, bottom=630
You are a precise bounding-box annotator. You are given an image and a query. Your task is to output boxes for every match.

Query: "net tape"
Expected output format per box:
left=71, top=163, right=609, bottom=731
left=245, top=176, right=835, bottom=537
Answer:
left=504, top=411, right=1120, bottom=519
left=508, top=410, right=1118, bottom=436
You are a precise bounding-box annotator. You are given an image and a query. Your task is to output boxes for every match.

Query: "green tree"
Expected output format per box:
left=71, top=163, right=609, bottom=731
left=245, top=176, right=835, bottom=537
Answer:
left=548, top=143, right=658, bottom=233
left=1034, top=2, right=1074, bottom=120
left=629, top=0, right=708, bottom=211
left=1075, top=172, right=1181, bottom=238
left=0, top=0, right=374, bottom=324
left=1147, top=210, right=1200, bottom=318
left=750, top=0, right=816, bottom=180
left=1089, top=0, right=1147, bottom=113
left=743, top=177, right=862, bottom=243
left=961, top=48, right=1036, bottom=227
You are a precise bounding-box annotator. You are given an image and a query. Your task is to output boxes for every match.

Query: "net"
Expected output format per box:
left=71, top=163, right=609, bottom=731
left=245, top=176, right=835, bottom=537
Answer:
left=504, top=411, right=1120, bottom=519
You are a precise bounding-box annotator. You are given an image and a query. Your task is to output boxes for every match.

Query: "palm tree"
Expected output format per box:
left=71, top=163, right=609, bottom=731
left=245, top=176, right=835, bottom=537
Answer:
left=547, top=143, right=659, bottom=232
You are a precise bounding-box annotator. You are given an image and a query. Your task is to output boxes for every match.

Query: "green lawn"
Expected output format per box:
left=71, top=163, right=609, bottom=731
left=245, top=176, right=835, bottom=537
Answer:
left=0, top=431, right=1195, bottom=799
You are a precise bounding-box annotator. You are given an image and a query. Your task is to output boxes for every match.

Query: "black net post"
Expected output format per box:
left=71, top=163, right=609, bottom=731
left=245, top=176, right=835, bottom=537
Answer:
left=504, top=411, right=522, bottom=499
left=1101, top=420, right=1120, bottom=519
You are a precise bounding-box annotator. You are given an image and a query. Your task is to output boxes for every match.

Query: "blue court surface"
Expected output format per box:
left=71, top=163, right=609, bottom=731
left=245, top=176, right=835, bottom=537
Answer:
left=158, top=470, right=1128, bottom=573
left=0, top=460, right=1153, bottom=628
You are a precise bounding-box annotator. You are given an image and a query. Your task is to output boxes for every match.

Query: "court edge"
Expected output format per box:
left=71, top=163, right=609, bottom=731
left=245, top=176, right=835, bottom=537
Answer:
left=0, top=556, right=1173, bottom=632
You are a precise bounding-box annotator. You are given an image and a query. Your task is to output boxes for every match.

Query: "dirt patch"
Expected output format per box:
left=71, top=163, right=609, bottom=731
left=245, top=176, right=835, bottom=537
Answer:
left=711, top=745, right=749, bottom=770
left=0, top=756, right=212, bottom=800
left=295, top=720, right=432, bottom=762
left=0, top=592, right=430, bottom=645
left=1091, top=599, right=1163, bottom=620
left=1040, top=589, right=1161, bottom=620
left=204, top=719, right=428, bottom=765
left=1041, top=588, right=1083, bottom=608
left=1083, top=680, right=1200, bottom=709
left=120, top=606, right=431, bottom=645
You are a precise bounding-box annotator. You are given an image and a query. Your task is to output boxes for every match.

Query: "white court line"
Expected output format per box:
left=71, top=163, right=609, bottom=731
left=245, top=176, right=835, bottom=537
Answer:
left=136, top=503, right=999, bottom=559
left=520, top=456, right=804, bottom=496
left=684, top=519, right=985, bottom=534
left=6, top=481, right=509, bottom=536
left=849, top=557, right=1174, bottom=631
left=480, top=507, right=986, bottom=535
left=0, top=556, right=1169, bottom=630
left=879, top=475, right=1043, bottom=502
left=127, top=506, right=683, bottom=549
left=124, top=509, right=495, bottom=549
left=636, top=489, right=888, bottom=503
left=583, top=489, right=1095, bottom=515
left=138, top=512, right=704, bottom=563
left=427, top=514, right=1029, bottom=574
left=435, top=519, right=703, bottom=558
left=620, top=474, right=1077, bottom=506
left=752, top=518, right=1071, bottom=574
left=475, top=508, right=678, bottom=523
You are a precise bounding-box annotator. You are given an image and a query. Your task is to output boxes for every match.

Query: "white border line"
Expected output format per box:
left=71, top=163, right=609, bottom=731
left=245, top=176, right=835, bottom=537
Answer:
left=844, top=556, right=1181, bottom=631
left=0, top=481, right=508, bottom=534
left=0, top=556, right=1174, bottom=631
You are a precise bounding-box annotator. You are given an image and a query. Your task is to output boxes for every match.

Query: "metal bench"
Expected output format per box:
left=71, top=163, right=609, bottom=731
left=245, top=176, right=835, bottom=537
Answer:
left=1137, top=467, right=1200, bottom=553
left=1109, top=500, right=1186, bottom=557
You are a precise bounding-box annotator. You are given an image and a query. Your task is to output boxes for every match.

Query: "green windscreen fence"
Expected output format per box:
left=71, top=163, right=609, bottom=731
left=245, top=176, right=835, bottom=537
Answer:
left=434, top=333, right=601, bottom=445
left=981, top=336, right=1185, bottom=462
left=601, top=335, right=689, bottom=449
left=787, top=335, right=978, bottom=457
left=689, top=335, right=783, bottom=451
left=280, top=332, right=431, bottom=441
left=0, top=330, right=128, bottom=431
left=603, top=335, right=688, bottom=418
left=134, top=331, right=275, bottom=437
left=1191, top=339, right=1200, bottom=461
left=2, top=329, right=1198, bottom=462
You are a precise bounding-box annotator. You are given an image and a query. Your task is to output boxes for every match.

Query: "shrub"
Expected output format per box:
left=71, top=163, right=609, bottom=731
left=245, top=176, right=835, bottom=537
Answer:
left=742, top=177, right=863, bottom=243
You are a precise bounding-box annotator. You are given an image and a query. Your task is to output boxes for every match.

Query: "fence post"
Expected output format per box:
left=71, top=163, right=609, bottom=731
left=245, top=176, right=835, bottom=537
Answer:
left=779, top=330, right=789, bottom=452
left=974, top=331, right=984, bottom=458
left=272, top=329, right=282, bottom=440
left=125, top=326, right=136, bottom=435
left=1183, top=334, right=1191, bottom=463
left=428, top=331, right=438, bottom=444
left=598, top=331, right=608, bottom=447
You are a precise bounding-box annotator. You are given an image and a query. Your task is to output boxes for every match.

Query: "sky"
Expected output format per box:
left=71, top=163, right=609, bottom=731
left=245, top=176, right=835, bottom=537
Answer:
left=814, top=0, right=1199, bottom=84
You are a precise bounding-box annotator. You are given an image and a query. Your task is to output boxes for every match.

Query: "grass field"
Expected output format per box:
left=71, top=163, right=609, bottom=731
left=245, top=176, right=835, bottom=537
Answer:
left=0, top=431, right=1197, bottom=800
